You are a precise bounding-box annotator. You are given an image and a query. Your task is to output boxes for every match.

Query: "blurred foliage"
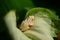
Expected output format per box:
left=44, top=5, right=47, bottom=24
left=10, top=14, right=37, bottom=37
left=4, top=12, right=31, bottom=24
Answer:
left=0, top=0, right=34, bottom=17
left=54, top=19, right=60, bottom=33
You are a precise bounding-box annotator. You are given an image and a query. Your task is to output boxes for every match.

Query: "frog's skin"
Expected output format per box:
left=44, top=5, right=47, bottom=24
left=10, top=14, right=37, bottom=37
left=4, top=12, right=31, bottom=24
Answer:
left=19, top=16, right=34, bottom=32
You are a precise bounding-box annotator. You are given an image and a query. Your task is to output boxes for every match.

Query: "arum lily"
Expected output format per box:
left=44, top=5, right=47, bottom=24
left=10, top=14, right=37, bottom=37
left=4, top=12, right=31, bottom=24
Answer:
left=4, top=8, right=60, bottom=40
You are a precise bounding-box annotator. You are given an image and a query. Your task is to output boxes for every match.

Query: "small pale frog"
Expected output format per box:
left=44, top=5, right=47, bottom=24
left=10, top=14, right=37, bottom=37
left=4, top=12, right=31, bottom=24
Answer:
left=19, top=16, right=34, bottom=32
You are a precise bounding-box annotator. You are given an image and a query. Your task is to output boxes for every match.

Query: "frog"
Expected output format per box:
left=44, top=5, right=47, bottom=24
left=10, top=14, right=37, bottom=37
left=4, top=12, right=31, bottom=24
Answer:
left=19, top=16, right=34, bottom=32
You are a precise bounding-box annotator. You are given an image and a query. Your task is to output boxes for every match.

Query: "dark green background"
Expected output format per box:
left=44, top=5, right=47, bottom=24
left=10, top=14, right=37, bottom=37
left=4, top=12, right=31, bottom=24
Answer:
left=0, top=0, right=60, bottom=40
